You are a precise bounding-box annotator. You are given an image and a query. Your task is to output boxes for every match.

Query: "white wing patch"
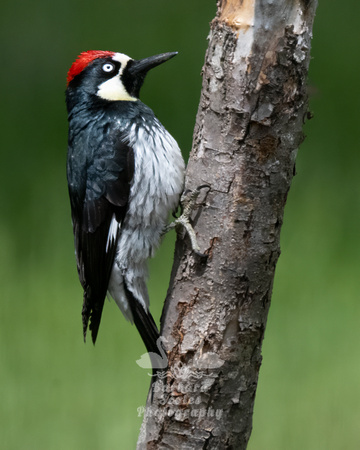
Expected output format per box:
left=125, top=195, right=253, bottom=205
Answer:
left=106, top=214, right=120, bottom=252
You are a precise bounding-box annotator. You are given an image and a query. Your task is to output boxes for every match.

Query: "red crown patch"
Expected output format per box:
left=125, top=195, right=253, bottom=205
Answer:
left=67, top=50, right=115, bottom=86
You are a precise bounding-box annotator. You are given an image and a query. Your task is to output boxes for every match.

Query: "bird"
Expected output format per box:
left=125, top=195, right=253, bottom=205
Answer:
left=65, top=50, right=186, bottom=363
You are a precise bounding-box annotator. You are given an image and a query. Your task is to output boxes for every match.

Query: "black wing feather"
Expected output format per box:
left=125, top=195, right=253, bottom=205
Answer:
left=79, top=214, right=119, bottom=343
left=68, top=126, right=134, bottom=343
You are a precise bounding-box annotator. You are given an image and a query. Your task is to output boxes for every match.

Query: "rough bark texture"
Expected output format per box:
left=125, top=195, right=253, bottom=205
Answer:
left=137, top=1, right=317, bottom=448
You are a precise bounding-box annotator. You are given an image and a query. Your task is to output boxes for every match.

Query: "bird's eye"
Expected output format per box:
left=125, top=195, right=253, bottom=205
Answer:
left=102, top=63, right=115, bottom=73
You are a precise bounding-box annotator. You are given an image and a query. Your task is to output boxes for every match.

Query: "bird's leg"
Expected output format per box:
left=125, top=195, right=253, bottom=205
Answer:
left=166, top=185, right=210, bottom=258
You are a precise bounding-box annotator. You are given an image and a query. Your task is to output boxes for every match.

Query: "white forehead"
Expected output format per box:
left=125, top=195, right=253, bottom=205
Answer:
left=112, top=52, right=132, bottom=66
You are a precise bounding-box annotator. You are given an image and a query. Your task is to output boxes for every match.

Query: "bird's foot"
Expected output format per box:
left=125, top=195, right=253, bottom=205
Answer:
left=166, top=185, right=210, bottom=258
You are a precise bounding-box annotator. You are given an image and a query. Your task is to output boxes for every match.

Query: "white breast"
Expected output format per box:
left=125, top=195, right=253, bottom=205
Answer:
left=107, top=119, right=185, bottom=318
left=119, top=119, right=185, bottom=262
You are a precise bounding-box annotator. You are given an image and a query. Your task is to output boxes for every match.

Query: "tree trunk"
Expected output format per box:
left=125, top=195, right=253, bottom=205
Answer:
left=137, top=0, right=318, bottom=448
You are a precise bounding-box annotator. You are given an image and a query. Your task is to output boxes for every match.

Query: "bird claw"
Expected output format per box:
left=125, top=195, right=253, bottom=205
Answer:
left=166, top=185, right=210, bottom=257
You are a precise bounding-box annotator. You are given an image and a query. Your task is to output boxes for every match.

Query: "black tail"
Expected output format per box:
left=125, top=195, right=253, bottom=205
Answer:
left=123, top=282, right=167, bottom=380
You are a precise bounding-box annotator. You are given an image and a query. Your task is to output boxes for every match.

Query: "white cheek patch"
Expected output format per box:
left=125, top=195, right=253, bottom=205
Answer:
left=97, top=52, right=137, bottom=102
left=97, top=77, right=137, bottom=101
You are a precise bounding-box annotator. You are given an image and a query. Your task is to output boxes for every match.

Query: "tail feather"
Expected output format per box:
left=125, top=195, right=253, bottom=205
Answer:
left=123, top=282, right=160, bottom=354
left=123, top=282, right=166, bottom=379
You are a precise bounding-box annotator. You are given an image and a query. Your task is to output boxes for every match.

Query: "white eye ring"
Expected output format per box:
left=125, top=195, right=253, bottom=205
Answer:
left=102, top=63, right=115, bottom=73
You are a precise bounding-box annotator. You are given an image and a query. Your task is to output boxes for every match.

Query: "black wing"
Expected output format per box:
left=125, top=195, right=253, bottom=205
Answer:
left=68, top=128, right=134, bottom=344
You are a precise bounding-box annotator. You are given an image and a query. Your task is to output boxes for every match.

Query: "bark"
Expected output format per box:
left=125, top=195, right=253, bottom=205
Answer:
left=137, top=0, right=317, bottom=448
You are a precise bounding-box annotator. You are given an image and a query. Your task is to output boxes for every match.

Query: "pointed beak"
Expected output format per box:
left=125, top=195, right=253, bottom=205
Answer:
left=127, top=52, right=178, bottom=76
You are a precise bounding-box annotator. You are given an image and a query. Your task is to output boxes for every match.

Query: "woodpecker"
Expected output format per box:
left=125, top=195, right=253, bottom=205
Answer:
left=66, top=50, right=185, bottom=360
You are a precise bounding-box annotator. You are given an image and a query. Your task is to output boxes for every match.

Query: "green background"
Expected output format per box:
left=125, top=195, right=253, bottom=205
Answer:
left=1, top=1, right=359, bottom=449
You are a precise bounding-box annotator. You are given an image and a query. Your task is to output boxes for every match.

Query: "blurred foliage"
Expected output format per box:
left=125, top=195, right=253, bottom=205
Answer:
left=0, top=1, right=359, bottom=449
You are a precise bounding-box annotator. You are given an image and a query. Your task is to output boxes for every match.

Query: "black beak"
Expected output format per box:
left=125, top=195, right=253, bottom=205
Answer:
left=122, top=52, right=178, bottom=98
left=127, top=52, right=178, bottom=77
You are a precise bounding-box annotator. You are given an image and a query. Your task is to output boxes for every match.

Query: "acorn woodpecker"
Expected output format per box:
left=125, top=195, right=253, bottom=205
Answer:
left=65, top=50, right=185, bottom=359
